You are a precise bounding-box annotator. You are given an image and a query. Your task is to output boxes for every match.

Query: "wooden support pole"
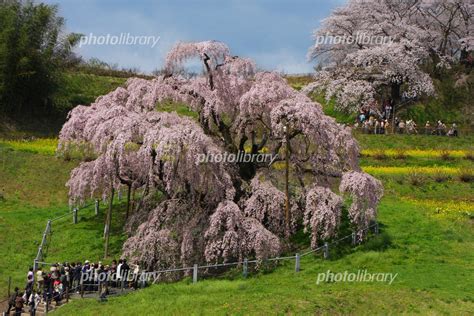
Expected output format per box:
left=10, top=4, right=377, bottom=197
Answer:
left=7, top=276, right=11, bottom=297
left=125, top=184, right=131, bottom=220
left=104, top=187, right=115, bottom=259
left=284, top=125, right=290, bottom=237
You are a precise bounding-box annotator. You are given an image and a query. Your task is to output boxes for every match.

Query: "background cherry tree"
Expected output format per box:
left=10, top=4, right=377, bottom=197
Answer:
left=59, top=40, right=383, bottom=271
left=304, top=0, right=473, bottom=113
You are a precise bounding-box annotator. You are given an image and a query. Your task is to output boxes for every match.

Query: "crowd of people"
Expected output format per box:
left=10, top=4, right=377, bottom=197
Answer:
left=354, top=106, right=459, bottom=136
left=4, top=259, right=142, bottom=315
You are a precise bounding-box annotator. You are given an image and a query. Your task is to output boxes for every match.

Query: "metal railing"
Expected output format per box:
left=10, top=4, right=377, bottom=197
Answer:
left=22, top=198, right=382, bottom=307
left=64, top=222, right=380, bottom=286
left=31, top=222, right=380, bottom=288
left=33, top=200, right=100, bottom=271
left=352, top=126, right=473, bottom=136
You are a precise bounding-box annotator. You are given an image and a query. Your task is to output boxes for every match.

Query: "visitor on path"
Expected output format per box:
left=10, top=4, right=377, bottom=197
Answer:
left=116, top=259, right=123, bottom=287
left=61, top=266, right=70, bottom=296
left=425, top=121, right=431, bottom=135
left=27, top=290, right=41, bottom=316
left=50, top=264, right=58, bottom=281
left=436, top=120, right=446, bottom=135
left=398, top=120, right=406, bottom=134
left=5, top=287, right=19, bottom=315
left=98, top=265, right=108, bottom=301
left=82, top=260, right=91, bottom=291
left=110, top=260, right=117, bottom=288
left=53, top=279, right=63, bottom=305
left=121, top=259, right=130, bottom=289
left=131, top=263, right=140, bottom=289
left=24, top=274, right=34, bottom=302
left=27, top=268, right=34, bottom=283
left=73, top=262, right=82, bottom=291
left=14, top=292, right=24, bottom=316
left=36, top=268, right=44, bottom=290
left=42, top=274, right=52, bottom=304
left=447, top=123, right=458, bottom=137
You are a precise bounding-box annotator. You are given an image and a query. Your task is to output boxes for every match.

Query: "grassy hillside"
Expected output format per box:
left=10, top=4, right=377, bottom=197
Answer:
left=54, top=135, right=473, bottom=315
left=0, top=73, right=472, bottom=314
left=1, top=134, right=471, bottom=315
left=0, top=141, right=126, bottom=296
left=54, top=73, right=127, bottom=112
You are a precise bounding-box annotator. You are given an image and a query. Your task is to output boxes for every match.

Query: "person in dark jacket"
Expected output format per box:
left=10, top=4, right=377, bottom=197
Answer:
left=14, top=292, right=24, bottom=316
left=5, top=287, right=19, bottom=315
left=74, top=262, right=82, bottom=292
left=121, top=259, right=130, bottom=289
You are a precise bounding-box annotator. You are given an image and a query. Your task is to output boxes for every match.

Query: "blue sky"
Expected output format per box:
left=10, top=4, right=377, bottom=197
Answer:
left=46, top=0, right=347, bottom=74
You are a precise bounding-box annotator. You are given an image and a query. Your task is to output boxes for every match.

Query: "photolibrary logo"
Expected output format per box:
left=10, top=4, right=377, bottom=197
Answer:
left=314, top=32, right=392, bottom=46
left=79, top=33, right=161, bottom=48
left=196, top=151, right=279, bottom=166
left=316, top=269, right=398, bottom=285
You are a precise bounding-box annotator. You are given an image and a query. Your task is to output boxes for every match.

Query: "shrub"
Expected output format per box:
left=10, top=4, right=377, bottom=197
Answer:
left=439, top=149, right=453, bottom=161
left=432, top=168, right=451, bottom=183
left=458, top=168, right=474, bottom=183
left=394, top=148, right=407, bottom=159
left=373, top=150, right=387, bottom=160
left=408, top=170, right=428, bottom=186
left=363, top=232, right=392, bottom=251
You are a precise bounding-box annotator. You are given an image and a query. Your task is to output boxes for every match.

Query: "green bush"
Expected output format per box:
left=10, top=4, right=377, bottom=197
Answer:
left=363, top=232, right=392, bottom=251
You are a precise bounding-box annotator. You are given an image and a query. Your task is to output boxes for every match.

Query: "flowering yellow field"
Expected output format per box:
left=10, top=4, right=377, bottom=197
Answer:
left=361, top=149, right=470, bottom=158
left=401, top=197, right=474, bottom=219
left=0, top=138, right=58, bottom=155
left=362, top=166, right=461, bottom=175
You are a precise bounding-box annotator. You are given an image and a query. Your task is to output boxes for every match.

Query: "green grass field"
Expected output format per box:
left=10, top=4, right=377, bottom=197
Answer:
left=0, top=143, right=126, bottom=297
left=0, top=133, right=472, bottom=314
left=54, top=73, right=127, bottom=112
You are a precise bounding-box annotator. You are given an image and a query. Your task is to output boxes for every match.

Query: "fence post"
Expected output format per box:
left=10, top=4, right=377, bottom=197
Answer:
left=41, top=232, right=47, bottom=247
left=374, top=221, right=379, bottom=235
left=323, top=242, right=329, bottom=259
left=7, top=276, right=11, bottom=297
left=73, top=208, right=78, bottom=224
left=37, top=247, right=43, bottom=261
left=33, top=258, right=39, bottom=271
left=352, top=232, right=357, bottom=245
left=193, top=264, right=198, bottom=284
left=46, top=220, right=51, bottom=234
left=80, top=279, right=84, bottom=298
left=295, top=253, right=300, bottom=272
left=95, top=199, right=99, bottom=216
left=243, top=258, right=248, bottom=278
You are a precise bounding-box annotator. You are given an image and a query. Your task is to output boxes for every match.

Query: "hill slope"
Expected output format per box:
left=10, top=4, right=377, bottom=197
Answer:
left=1, top=135, right=472, bottom=315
